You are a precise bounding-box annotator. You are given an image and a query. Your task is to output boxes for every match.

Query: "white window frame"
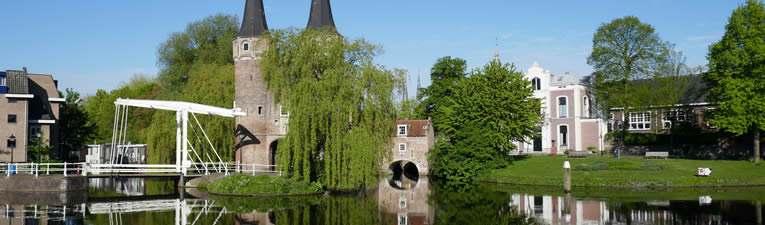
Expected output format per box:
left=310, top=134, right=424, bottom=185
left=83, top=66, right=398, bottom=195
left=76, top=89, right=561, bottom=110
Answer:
left=30, top=125, right=42, bottom=139
left=0, top=76, right=5, bottom=86
left=280, top=106, right=289, bottom=117
left=397, top=125, right=407, bottom=136
left=558, top=125, right=569, bottom=148
left=628, top=112, right=651, bottom=130
left=583, top=96, right=590, bottom=118
left=662, top=110, right=688, bottom=129
left=557, top=96, right=568, bottom=118
left=399, top=143, right=407, bottom=152
left=531, top=77, right=541, bottom=90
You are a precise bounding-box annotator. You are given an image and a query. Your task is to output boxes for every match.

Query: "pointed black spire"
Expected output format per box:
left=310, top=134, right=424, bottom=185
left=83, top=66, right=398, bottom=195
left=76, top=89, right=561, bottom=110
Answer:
left=306, top=0, right=336, bottom=29
left=238, top=0, right=268, bottom=37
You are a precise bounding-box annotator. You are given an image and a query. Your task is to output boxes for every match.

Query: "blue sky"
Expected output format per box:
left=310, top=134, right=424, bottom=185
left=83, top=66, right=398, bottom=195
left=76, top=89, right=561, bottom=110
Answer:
left=0, top=0, right=746, bottom=97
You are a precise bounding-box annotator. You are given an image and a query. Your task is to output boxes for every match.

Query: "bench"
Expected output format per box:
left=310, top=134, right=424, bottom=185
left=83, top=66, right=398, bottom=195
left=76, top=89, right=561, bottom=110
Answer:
left=567, top=151, right=590, bottom=158
left=645, top=152, right=669, bottom=159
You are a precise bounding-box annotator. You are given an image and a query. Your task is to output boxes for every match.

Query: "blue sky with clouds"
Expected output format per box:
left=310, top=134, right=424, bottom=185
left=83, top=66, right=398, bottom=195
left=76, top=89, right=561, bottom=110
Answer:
left=0, top=0, right=746, bottom=96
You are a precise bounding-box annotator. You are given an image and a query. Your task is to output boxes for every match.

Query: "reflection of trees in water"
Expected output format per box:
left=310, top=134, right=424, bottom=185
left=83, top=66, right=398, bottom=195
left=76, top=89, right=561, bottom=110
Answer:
left=610, top=200, right=761, bottom=225
left=89, top=178, right=177, bottom=196
left=274, top=196, right=380, bottom=225
left=429, top=183, right=538, bottom=225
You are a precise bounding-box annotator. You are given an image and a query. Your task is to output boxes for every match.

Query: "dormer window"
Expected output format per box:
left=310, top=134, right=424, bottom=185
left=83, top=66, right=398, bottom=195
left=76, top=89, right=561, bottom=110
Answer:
left=397, top=125, right=407, bottom=136
left=243, top=43, right=249, bottom=51
left=531, top=77, right=541, bottom=90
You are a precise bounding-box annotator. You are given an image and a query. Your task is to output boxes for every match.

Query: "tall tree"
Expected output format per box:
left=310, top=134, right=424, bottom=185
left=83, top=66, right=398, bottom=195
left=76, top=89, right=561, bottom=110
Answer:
left=415, top=56, right=468, bottom=131
left=587, top=16, right=668, bottom=130
left=704, top=0, right=765, bottom=163
left=429, top=61, right=541, bottom=182
left=261, top=28, right=403, bottom=190
left=58, top=89, right=96, bottom=161
left=157, top=14, right=239, bottom=93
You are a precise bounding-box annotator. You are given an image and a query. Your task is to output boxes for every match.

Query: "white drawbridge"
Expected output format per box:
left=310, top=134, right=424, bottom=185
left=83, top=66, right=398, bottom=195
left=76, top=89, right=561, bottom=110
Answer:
left=2, top=98, right=279, bottom=177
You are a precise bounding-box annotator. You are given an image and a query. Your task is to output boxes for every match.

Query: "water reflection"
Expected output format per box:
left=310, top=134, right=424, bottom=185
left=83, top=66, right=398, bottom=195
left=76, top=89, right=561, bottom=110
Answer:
left=0, top=176, right=763, bottom=224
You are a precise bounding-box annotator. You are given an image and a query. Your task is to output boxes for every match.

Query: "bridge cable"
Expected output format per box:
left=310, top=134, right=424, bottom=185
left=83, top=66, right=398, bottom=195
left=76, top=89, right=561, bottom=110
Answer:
left=191, top=112, right=227, bottom=173
left=188, top=119, right=219, bottom=173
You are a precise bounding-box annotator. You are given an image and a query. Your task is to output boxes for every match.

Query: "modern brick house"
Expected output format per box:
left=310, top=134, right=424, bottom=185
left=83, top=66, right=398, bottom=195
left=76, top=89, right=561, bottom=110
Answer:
left=0, top=68, right=62, bottom=162
left=515, top=62, right=607, bottom=154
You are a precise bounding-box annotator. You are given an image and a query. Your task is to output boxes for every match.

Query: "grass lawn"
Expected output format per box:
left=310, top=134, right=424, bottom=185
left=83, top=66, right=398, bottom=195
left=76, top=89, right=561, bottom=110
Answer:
left=477, top=155, right=765, bottom=187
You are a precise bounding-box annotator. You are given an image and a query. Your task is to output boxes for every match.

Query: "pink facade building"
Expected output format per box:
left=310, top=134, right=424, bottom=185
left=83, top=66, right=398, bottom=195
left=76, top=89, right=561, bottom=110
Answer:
left=515, top=62, right=606, bottom=154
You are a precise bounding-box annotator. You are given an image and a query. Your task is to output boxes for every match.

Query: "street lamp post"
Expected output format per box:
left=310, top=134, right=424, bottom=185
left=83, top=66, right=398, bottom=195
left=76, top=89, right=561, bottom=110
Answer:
left=8, top=134, right=16, bottom=163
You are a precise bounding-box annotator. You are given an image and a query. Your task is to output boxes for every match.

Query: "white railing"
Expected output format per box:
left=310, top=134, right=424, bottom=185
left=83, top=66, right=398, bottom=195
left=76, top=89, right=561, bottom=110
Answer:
left=0, top=162, right=282, bottom=177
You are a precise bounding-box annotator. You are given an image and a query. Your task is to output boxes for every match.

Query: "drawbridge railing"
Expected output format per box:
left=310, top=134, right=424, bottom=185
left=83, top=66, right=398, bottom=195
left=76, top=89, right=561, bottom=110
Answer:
left=1, top=162, right=282, bottom=177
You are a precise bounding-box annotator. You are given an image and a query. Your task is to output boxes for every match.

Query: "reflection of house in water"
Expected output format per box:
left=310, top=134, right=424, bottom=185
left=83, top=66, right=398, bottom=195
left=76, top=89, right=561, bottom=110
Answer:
left=511, top=194, right=610, bottom=225
left=89, top=178, right=146, bottom=196
left=378, top=177, right=434, bottom=225
left=510, top=194, right=745, bottom=225
left=86, top=143, right=147, bottom=166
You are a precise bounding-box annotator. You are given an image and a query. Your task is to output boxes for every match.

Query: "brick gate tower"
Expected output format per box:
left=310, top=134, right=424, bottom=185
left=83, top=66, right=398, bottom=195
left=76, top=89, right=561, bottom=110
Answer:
left=234, top=0, right=337, bottom=167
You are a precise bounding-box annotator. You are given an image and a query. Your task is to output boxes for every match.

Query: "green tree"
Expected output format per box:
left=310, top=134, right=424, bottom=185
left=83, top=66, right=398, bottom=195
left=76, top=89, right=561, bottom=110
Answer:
left=587, top=16, right=668, bottom=129
left=58, top=89, right=96, bottom=161
left=415, top=56, right=468, bottom=130
left=84, top=14, right=240, bottom=164
left=704, top=0, right=765, bottom=163
left=261, top=28, right=402, bottom=190
left=430, top=61, right=541, bottom=182
left=157, top=14, right=239, bottom=93
left=27, top=133, right=53, bottom=163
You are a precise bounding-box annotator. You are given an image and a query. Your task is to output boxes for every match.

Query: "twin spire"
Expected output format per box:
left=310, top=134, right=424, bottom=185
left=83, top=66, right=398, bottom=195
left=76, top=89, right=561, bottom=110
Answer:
left=237, top=0, right=336, bottom=38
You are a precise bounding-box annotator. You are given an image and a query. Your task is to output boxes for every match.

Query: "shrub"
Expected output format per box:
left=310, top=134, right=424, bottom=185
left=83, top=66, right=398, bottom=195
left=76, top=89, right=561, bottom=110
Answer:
left=587, top=146, right=598, bottom=154
left=207, top=174, right=323, bottom=195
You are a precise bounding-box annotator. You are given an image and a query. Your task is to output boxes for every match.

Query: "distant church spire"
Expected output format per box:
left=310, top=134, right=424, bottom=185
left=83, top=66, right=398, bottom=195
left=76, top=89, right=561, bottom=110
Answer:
left=237, top=0, right=268, bottom=37
left=307, top=0, right=336, bottom=29
left=416, top=71, right=422, bottom=100
left=494, top=38, right=500, bottom=62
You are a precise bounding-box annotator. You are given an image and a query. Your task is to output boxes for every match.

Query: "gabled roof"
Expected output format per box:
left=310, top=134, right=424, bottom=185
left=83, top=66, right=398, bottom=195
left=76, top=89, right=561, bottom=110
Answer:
left=394, top=120, right=431, bottom=137
left=306, top=0, right=336, bottom=30
left=237, top=0, right=268, bottom=37
left=6, top=70, right=28, bottom=94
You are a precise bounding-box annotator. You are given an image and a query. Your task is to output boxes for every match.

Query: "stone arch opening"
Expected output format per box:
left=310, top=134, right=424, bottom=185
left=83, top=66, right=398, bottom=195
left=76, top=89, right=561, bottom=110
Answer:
left=269, top=140, right=278, bottom=171
left=388, top=160, right=419, bottom=190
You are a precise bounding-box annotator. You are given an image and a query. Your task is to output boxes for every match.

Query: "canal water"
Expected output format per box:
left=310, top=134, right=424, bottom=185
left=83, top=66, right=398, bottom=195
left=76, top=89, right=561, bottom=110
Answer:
left=0, top=173, right=763, bottom=225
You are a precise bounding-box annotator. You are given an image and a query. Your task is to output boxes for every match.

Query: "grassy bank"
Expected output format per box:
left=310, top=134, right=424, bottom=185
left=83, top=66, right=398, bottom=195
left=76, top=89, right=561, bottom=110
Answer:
left=478, top=155, right=765, bottom=187
left=206, top=174, right=322, bottom=196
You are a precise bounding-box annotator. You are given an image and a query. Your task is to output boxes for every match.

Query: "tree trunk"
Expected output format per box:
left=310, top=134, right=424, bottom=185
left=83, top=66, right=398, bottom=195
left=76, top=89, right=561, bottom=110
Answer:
left=755, top=126, right=761, bottom=164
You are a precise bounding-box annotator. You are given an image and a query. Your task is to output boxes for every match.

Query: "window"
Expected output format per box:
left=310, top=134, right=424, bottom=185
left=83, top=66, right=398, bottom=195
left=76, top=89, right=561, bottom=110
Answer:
left=662, top=110, right=689, bottom=129
left=0, top=76, right=5, bottom=86
left=398, top=214, right=408, bottom=225
left=274, top=120, right=278, bottom=125
left=8, top=98, right=16, bottom=103
left=258, top=106, right=263, bottom=115
left=399, top=143, right=406, bottom=152
left=559, top=125, right=568, bottom=147
left=399, top=192, right=407, bottom=208
left=397, top=125, right=407, bottom=136
left=30, top=125, right=41, bottom=139
left=280, top=106, right=289, bottom=117
left=558, top=97, right=567, bottom=118
left=531, top=77, right=541, bottom=90
left=243, top=42, right=249, bottom=51
left=583, top=96, right=590, bottom=118
left=629, top=112, right=651, bottom=130
left=7, top=114, right=16, bottom=123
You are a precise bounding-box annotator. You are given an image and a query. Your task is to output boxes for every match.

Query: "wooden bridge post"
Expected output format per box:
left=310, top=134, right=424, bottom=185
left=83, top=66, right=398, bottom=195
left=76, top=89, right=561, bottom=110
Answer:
left=563, top=161, right=571, bottom=193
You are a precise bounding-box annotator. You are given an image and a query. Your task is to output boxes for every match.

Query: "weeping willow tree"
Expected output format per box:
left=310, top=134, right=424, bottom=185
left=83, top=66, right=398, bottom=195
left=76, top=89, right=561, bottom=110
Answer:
left=261, top=28, right=402, bottom=190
